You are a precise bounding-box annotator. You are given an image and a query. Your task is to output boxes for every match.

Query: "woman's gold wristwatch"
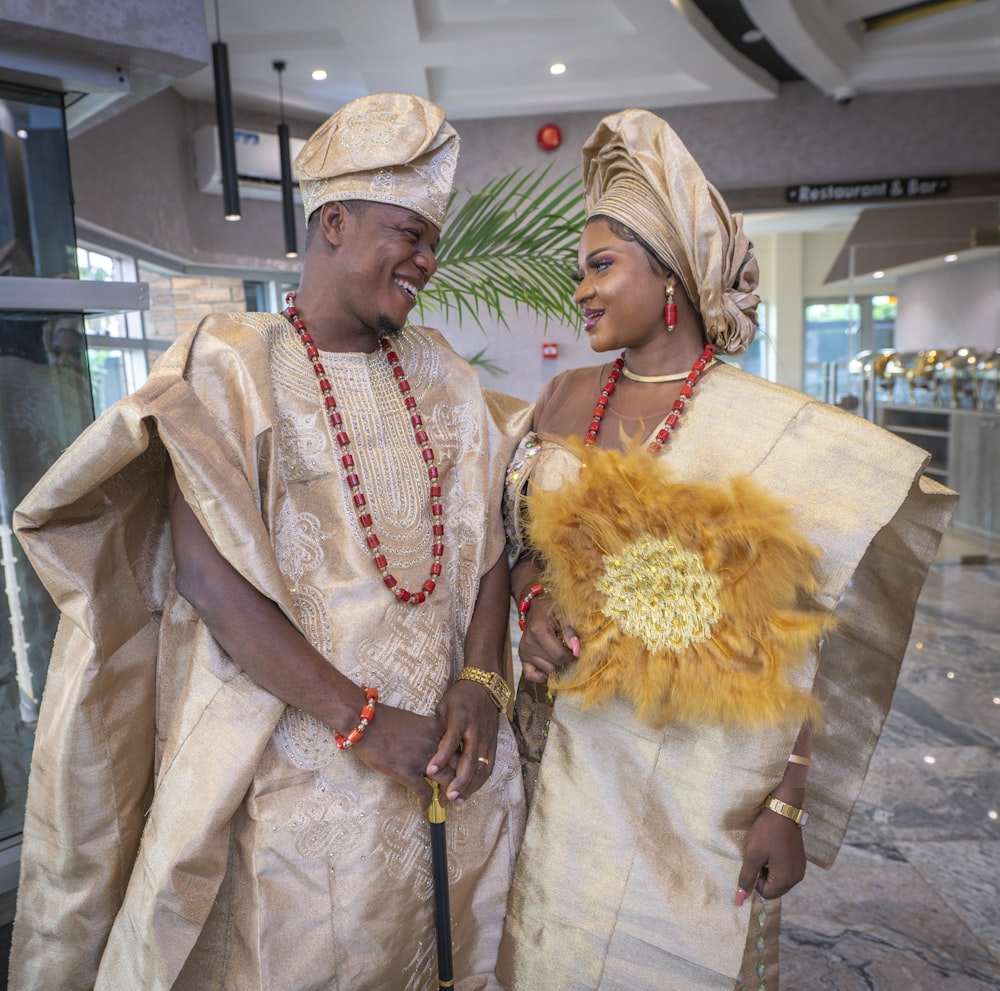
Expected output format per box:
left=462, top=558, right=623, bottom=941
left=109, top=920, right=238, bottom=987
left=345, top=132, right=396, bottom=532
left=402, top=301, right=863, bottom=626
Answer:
left=763, top=794, right=809, bottom=827
left=457, top=667, right=511, bottom=712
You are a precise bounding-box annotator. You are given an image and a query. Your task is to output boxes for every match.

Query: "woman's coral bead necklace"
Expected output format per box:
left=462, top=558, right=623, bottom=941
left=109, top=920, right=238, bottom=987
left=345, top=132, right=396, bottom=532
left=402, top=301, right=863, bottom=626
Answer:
left=284, top=291, right=443, bottom=605
left=584, top=343, right=717, bottom=451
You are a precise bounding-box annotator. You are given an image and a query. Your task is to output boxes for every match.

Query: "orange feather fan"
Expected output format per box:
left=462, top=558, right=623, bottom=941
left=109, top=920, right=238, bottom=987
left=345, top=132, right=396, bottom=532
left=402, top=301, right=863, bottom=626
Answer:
left=526, top=443, right=830, bottom=729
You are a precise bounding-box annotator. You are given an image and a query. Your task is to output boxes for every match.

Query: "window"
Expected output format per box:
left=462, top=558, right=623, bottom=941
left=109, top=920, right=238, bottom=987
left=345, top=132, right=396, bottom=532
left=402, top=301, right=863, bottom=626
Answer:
left=0, top=82, right=75, bottom=279
left=727, top=302, right=771, bottom=379
left=804, top=296, right=896, bottom=408
left=76, top=246, right=154, bottom=414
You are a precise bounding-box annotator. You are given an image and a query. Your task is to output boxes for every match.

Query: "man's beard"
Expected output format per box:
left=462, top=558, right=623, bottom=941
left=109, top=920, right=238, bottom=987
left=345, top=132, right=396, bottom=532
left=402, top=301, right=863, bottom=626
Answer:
left=375, top=314, right=403, bottom=337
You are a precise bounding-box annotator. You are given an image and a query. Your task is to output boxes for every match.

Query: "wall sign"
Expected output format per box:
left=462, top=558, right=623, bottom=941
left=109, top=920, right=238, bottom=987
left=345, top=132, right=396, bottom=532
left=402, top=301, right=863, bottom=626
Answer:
left=786, top=176, right=950, bottom=204
left=542, top=342, right=559, bottom=358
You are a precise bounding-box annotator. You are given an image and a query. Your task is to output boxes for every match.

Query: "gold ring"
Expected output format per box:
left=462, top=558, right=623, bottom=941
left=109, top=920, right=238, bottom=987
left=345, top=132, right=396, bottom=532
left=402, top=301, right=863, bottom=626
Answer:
left=477, top=756, right=490, bottom=767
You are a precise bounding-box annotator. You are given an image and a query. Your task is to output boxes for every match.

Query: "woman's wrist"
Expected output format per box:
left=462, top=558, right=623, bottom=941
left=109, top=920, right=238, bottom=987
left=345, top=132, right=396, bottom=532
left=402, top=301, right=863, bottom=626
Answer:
left=769, top=780, right=806, bottom=805
left=510, top=553, right=544, bottom=604
left=517, top=582, right=546, bottom=630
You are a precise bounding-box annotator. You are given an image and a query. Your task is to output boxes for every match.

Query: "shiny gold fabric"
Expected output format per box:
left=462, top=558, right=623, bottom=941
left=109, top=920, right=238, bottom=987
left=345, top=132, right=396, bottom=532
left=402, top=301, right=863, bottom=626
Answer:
left=497, top=362, right=957, bottom=990
left=295, top=92, right=460, bottom=226
left=582, top=110, right=759, bottom=355
left=10, top=312, right=532, bottom=991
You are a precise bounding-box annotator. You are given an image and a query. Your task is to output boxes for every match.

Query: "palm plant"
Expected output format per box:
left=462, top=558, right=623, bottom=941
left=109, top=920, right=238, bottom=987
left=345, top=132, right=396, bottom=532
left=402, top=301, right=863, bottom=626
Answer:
left=417, top=166, right=586, bottom=332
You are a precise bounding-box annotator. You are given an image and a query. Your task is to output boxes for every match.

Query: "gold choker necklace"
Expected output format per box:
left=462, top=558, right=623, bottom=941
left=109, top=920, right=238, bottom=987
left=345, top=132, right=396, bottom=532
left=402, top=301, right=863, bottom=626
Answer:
left=621, top=358, right=717, bottom=383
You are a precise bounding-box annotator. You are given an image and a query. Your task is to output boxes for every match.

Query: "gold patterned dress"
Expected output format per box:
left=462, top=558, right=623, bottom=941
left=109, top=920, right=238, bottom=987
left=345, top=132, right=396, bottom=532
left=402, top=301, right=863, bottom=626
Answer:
left=496, top=361, right=956, bottom=991
left=10, top=312, right=531, bottom=991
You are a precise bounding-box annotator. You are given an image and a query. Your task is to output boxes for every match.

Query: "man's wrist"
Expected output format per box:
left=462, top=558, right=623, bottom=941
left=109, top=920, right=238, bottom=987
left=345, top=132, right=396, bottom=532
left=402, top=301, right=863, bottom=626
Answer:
left=457, top=667, right=511, bottom=711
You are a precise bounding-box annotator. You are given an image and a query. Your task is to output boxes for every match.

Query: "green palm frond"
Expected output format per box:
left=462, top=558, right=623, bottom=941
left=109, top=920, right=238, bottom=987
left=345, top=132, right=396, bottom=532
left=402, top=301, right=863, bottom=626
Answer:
left=417, top=166, right=586, bottom=331
left=462, top=347, right=507, bottom=377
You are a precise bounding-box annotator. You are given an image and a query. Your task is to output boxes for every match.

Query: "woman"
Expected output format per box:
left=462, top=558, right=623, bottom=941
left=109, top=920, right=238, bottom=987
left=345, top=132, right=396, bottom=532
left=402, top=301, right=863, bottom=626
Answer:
left=495, top=109, right=957, bottom=990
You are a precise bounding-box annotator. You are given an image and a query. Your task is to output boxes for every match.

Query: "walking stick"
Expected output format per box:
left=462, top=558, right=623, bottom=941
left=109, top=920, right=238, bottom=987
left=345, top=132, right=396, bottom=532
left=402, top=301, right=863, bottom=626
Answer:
left=427, top=779, right=455, bottom=989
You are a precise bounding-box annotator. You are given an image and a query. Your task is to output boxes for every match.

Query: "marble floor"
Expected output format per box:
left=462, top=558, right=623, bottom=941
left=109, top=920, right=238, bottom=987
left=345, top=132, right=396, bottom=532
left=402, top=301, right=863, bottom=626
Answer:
left=778, top=528, right=1000, bottom=990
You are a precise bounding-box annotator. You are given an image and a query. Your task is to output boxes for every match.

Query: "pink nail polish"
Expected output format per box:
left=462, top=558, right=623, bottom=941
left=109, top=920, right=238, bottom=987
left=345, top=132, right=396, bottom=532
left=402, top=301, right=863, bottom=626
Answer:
left=736, top=887, right=747, bottom=907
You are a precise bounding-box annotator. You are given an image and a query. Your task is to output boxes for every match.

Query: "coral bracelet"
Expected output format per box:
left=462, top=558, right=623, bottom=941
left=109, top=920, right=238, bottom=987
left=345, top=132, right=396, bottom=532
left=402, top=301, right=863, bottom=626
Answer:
left=517, top=582, right=545, bottom=631
left=335, top=686, right=379, bottom=750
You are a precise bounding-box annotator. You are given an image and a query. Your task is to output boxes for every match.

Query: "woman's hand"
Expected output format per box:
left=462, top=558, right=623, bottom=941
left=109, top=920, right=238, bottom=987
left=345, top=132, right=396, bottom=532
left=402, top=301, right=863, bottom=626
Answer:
left=736, top=791, right=807, bottom=904
left=518, top=595, right=579, bottom=683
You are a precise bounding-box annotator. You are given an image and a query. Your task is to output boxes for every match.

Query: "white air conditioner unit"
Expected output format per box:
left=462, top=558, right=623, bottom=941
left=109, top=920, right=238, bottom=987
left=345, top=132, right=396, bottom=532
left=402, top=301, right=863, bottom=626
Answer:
left=194, top=125, right=306, bottom=202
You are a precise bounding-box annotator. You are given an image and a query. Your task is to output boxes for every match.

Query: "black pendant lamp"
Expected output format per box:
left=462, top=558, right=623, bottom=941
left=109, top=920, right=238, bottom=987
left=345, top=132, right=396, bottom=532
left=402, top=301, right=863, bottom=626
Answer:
left=273, top=60, right=298, bottom=258
left=212, top=0, right=241, bottom=221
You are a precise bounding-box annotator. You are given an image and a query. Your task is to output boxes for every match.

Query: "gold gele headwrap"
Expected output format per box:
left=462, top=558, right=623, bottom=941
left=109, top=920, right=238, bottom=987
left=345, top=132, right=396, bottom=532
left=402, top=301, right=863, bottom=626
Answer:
left=582, top=109, right=759, bottom=355
left=294, top=92, right=459, bottom=228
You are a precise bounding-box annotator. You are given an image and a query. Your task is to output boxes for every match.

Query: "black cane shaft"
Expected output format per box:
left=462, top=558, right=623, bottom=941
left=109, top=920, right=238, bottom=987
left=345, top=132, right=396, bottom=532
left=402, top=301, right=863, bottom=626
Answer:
left=430, top=820, right=454, bottom=988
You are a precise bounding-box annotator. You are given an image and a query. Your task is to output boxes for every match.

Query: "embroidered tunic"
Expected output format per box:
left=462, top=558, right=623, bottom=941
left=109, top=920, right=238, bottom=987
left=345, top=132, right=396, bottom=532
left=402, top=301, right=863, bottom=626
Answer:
left=10, top=313, right=530, bottom=991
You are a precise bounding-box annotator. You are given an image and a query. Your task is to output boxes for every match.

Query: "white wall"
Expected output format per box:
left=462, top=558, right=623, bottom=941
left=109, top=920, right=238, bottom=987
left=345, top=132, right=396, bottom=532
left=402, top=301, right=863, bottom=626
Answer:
left=895, top=255, right=1000, bottom=353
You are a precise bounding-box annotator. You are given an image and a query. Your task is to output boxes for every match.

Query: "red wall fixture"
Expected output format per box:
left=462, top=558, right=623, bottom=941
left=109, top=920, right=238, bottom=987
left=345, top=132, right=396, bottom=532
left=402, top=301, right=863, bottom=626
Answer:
left=536, top=123, right=561, bottom=151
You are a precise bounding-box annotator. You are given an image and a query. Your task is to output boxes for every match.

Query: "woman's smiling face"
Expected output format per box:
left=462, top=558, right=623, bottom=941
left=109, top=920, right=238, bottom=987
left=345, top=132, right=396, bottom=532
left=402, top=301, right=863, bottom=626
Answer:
left=573, top=218, right=667, bottom=355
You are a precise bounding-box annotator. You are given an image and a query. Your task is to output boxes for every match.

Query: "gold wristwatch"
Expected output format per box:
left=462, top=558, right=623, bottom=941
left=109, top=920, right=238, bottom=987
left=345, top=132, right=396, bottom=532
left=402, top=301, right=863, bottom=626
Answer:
left=457, top=667, right=511, bottom=712
left=763, top=794, right=809, bottom=828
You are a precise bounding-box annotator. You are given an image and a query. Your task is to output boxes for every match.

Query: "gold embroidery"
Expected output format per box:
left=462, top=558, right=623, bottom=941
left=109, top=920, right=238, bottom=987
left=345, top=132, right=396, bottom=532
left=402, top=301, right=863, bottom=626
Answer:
left=597, top=534, right=720, bottom=652
left=342, top=110, right=400, bottom=148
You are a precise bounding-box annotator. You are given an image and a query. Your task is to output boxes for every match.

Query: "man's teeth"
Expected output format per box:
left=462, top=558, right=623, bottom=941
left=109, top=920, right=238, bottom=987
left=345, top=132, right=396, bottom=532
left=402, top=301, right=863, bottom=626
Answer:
left=395, top=280, right=418, bottom=300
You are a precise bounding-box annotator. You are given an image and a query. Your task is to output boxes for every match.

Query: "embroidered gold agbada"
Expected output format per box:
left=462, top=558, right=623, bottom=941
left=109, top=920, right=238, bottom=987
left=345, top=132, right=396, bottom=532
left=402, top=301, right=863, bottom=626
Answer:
left=496, top=361, right=957, bottom=991
left=10, top=312, right=531, bottom=991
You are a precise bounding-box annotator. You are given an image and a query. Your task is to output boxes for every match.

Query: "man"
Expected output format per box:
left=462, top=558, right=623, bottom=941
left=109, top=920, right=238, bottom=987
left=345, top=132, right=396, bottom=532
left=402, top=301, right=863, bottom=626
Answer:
left=48, top=320, right=87, bottom=374
left=10, top=92, right=529, bottom=990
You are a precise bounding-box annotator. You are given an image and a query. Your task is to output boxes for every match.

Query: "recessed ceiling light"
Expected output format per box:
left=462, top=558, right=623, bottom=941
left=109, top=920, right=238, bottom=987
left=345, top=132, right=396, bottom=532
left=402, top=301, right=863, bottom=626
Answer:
left=312, top=69, right=327, bottom=81
left=872, top=271, right=885, bottom=279
left=922, top=755, right=936, bottom=764
left=550, top=62, right=567, bottom=76
left=944, top=253, right=958, bottom=262
left=742, top=28, right=764, bottom=44
left=16, top=128, right=28, bottom=139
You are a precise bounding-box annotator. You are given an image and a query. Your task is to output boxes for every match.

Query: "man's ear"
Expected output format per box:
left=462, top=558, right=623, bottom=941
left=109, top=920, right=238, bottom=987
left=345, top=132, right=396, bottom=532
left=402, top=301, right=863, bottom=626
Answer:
left=319, top=200, right=350, bottom=247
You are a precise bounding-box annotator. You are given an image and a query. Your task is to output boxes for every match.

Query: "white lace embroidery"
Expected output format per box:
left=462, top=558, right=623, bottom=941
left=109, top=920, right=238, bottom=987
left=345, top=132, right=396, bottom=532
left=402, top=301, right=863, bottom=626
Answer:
left=276, top=408, right=329, bottom=479
left=284, top=774, right=366, bottom=857
left=273, top=502, right=324, bottom=583
left=274, top=708, right=338, bottom=771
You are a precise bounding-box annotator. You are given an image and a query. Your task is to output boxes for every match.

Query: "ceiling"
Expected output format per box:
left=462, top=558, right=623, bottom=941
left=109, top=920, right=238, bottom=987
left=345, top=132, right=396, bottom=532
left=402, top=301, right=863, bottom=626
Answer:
left=167, top=0, right=1000, bottom=284
left=172, top=0, right=1000, bottom=124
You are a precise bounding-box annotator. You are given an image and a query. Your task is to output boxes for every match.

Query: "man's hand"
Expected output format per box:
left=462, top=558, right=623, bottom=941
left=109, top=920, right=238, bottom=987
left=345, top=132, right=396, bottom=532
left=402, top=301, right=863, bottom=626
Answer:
left=426, top=681, right=500, bottom=805
left=354, top=703, right=455, bottom=814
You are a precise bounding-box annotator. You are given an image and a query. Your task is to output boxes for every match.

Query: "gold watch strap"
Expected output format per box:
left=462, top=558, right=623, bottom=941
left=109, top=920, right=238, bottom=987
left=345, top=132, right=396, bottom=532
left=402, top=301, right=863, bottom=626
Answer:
left=457, top=667, right=511, bottom=712
left=763, top=794, right=809, bottom=828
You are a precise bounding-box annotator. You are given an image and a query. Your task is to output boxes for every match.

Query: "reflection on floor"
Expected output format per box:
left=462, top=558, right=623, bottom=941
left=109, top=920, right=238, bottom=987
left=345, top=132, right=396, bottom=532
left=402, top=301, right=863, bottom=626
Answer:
left=780, top=528, right=1000, bottom=990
